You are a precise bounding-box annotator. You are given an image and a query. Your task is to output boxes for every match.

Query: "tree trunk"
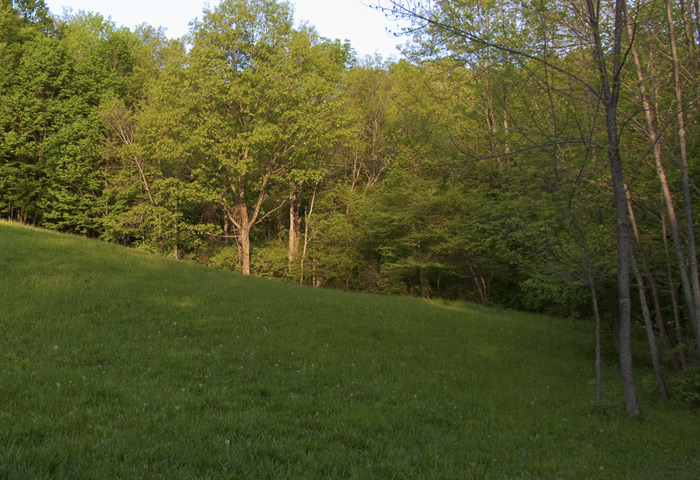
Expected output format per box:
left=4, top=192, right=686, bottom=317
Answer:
left=630, top=248, right=669, bottom=401
left=300, top=184, right=318, bottom=285
left=626, top=187, right=679, bottom=369
left=667, top=0, right=700, bottom=353
left=586, top=0, right=641, bottom=416
left=679, top=0, right=699, bottom=84
left=580, top=227, right=604, bottom=404
left=610, top=141, right=639, bottom=417
left=626, top=1, right=700, bottom=358
left=227, top=202, right=252, bottom=276
left=239, top=225, right=251, bottom=276
left=173, top=199, right=179, bottom=260
left=288, top=184, right=302, bottom=267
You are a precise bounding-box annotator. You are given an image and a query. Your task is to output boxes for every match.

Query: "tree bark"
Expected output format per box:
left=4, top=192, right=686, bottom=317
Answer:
left=663, top=210, right=688, bottom=368
left=630, top=247, right=669, bottom=401
left=288, top=184, right=302, bottom=267
left=299, top=184, right=318, bottom=285
left=239, top=226, right=251, bottom=276
left=227, top=202, right=253, bottom=276
left=667, top=0, right=700, bottom=353
left=626, top=187, right=679, bottom=368
left=586, top=0, right=641, bottom=416
left=625, top=2, right=700, bottom=358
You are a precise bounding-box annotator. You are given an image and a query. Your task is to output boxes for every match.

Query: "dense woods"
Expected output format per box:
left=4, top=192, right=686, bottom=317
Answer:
left=2, top=0, right=700, bottom=413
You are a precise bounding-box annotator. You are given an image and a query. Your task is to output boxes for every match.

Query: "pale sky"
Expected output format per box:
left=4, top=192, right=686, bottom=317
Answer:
left=43, top=0, right=408, bottom=59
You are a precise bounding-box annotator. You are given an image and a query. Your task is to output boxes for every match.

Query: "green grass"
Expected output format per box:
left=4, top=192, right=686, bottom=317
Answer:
left=1, top=220, right=698, bottom=479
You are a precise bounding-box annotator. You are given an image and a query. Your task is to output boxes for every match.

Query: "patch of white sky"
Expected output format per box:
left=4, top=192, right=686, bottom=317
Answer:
left=43, top=0, right=411, bottom=59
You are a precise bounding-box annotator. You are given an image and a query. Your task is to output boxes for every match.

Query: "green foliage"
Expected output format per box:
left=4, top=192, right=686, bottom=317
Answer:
left=251, top=240, right=288, bottom=278
left=669, top=366, right=700, bottom=409
left=209, top=245, right=241, bottom=271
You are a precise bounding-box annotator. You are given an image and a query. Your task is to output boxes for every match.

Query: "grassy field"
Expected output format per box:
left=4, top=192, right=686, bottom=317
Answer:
left=1, top=220, right=698, bottom=479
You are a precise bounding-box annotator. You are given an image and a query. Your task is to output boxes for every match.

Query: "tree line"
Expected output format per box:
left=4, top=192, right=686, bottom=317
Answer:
left=1, top=0, right=699, bottom=414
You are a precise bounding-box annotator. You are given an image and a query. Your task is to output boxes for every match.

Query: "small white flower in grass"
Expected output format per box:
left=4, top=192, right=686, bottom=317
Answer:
left=225, top=439, right=231, bottom=445
left=54, top=345, right=59, bottom=350
left=56, top=382, right=60, bottom=388
left=82, top=376, right=86, bottom=380
left=174, top=322, right=177, bottom=326
left=199, top=383, right=203, bottom=388
left=181, top=388, right=185, bottom=392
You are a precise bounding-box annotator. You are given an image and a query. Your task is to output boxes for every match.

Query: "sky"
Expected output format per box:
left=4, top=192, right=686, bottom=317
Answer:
left=43, top=0, right=409, bottom=59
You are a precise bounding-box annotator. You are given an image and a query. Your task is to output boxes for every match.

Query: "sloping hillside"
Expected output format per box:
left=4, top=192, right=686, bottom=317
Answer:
left=0, top=221, right=698, bottom=479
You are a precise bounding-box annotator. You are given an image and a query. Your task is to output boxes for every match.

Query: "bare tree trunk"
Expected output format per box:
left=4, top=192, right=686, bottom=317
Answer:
left=226, top=202, right=252, bottom=276
left=667, top=0, right=700, bottom=353
left=239, top=224, right=252, bottom=276
left=288, top=184, right=302, bottom=267
left=173, top=199, right=179, bottom=260
left=299, top=184, right=318, bottom=285
left=663, top=210, right=688, bottom=368
left=578, top=224, right=604, bottom=404
left=591, top=277, right=604, bottom=404
left=626, top=188, right=679, bottom=368
left=631, top=245, right=669, bottom=401
left=586, top=0, right=641, bottom=416
left=679, top=0, right=699, bottom=83
left=626, top=1, right=699, bottom=362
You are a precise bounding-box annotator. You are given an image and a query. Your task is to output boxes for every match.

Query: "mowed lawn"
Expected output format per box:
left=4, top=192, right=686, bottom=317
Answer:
left=1, top=220, right=698, bottom=479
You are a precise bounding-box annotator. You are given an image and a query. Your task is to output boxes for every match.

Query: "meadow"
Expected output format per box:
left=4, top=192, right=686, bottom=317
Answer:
left=1, top=220, right=698, bottom=479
